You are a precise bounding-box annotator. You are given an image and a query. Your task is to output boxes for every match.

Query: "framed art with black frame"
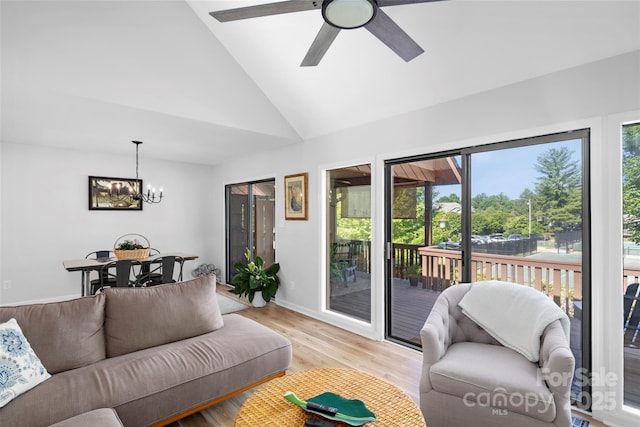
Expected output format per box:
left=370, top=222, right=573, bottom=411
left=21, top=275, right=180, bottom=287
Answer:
left=88, top=176, right=143, bottom=211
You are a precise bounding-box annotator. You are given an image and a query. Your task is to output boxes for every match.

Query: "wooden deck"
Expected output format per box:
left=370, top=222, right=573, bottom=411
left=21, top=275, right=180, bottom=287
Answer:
left=330, top=277, right=640, bottom=408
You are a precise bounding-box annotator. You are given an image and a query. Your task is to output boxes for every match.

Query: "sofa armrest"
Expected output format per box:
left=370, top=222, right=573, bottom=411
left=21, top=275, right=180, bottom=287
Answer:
left=421, top=311, right=451, bottom=364
left=539, top=319, right=575, bottom=426
left=420, top=303, right=453, bottom=394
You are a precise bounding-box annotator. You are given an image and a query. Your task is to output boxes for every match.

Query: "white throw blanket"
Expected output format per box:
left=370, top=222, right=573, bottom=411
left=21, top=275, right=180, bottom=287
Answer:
left=458, top=280, right=570, bottom=362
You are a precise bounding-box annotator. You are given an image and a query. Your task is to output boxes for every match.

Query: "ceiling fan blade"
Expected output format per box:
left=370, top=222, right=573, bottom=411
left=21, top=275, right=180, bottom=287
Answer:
left=210, top=0, right=320, bottom=23
left=365, top=9, right=424, bottom=62
left=377, top=0, right=446, bottom=7
left=301, top=23, right=341, bottom=67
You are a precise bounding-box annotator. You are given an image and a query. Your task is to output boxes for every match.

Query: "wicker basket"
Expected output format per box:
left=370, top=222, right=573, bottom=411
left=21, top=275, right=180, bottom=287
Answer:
left=113, top=233, right=151, bottom=261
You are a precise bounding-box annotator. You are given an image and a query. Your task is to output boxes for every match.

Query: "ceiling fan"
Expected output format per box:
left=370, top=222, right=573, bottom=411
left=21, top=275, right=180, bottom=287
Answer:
left=209, top=0, right=444, bottom=67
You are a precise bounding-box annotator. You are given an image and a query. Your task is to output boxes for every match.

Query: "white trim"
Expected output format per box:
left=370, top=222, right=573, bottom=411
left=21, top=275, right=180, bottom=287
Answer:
left=596, top=110, right=640, bottom=427
left=275, top=298, right=377, bottom=340
left=372, top=157, right=385, bottom=341
left=318, top=157, right=380, bottom=340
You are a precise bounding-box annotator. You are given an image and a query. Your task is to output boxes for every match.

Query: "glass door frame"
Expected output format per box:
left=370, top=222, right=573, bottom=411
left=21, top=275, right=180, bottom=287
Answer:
left=224, top=178, right=276, bottom=281
left=384, top=128, right=592, bottom=408
left=461, top=129, right=592, bottom=410
left=384, top=149, right=460, bottom=347
left=602, top=111, right=640, bottom=426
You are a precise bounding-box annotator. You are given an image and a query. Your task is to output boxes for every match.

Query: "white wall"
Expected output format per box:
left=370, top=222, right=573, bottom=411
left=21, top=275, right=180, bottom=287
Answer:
left=0, top=143, right=215, bottom=304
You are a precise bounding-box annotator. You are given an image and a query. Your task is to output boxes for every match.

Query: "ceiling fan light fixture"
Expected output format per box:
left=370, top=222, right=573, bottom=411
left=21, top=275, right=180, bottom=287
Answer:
left=322, top=0, right=376, bottom=30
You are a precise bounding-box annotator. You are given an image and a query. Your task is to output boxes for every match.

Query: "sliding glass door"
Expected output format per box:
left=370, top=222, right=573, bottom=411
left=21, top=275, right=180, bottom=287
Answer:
left=385, top=129, right=590, bottom=407
left=467, top=134, right=588, bottom=407
left=225, top=180, right=276, bottom=281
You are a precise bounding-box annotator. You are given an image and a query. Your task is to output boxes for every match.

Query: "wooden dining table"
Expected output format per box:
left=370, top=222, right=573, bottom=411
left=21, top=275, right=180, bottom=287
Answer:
left=63, top=253, right=199, bottom=296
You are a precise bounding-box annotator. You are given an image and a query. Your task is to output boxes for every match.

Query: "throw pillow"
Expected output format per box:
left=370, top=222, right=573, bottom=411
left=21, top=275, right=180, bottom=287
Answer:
left=0, top=318, right=51, bottom=408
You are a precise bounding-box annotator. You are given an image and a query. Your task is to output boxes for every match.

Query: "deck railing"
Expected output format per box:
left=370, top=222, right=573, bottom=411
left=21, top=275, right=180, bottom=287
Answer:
left=419, top=246, right=584, bottom=315
left=348, top=241, right=640, bottom=316
left=410, top=245, right=640, bottom=317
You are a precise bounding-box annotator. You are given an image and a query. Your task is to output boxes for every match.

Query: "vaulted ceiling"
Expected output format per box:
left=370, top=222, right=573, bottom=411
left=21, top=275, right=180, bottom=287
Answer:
left=2, top=0, right=639, bottom=165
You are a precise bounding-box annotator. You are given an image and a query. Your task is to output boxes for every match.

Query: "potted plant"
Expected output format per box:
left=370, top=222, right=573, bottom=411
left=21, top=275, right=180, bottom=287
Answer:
left=231, top=248, right=280, bottom=307
left=406, top=263, right=422, bottom=286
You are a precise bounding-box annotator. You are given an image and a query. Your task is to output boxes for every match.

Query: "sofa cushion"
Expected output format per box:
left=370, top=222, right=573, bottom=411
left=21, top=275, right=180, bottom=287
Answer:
left=103, top=275, right=224, bottom=357
left=0, top=318, right=51, bottom=408
left=429, top=341, right=556, bottom=422
left=0, top=294, right=106, bottom=374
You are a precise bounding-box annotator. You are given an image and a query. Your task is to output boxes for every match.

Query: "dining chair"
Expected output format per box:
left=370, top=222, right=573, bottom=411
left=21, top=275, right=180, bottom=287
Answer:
left=136, top=247, right=160, bottom=282
left=91, top=259, right=141, bottom=294
left=85, top=250, right=115, bottom=292
left=136, top=256, right=177, bottom=287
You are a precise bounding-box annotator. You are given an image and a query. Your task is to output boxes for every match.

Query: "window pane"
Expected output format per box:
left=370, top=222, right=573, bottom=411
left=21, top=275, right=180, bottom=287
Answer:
left=388, top=156, right=462, bottom=345
left=470, top=139, right=584, bottom=403
left=327, top=165, right=371, bottom=322
left=623, top=122, right=640, bottom=409
left=226, top=180, right=276, bottom=280
left=227, top=183, right=250, bottom=277
left=253, top=181, right=276, bottom=267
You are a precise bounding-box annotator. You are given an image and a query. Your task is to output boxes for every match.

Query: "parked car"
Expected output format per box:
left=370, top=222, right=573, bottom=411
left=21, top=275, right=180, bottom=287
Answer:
left=489, top=233, right=506, bottom=242
left=507, top=234, right=524, bottom=240
left=438, top=241, right=461, bottom=250
left=471, top=235, right=488, bottom=244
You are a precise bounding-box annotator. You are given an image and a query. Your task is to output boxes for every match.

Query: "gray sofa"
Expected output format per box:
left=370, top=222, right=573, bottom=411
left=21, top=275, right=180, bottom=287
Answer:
left=420, top=283, right=574, bottom=427
left=0, top=276, right=292, bottom=427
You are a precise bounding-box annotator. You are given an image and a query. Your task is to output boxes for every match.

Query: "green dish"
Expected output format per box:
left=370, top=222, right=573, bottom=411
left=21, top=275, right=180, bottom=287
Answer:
left=284, top=391, right=377, bottom=426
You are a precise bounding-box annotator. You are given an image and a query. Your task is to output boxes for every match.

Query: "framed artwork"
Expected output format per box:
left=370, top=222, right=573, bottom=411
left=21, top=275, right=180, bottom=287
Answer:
left=284, top=172, right=308, bottom=220
left=88, top=176, right=143, bottom=211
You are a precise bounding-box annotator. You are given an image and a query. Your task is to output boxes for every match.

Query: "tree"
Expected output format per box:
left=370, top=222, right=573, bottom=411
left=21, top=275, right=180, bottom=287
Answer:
left=437, top=193, right=461, bottom=203
left=471, top=207, right=509, bottom=235
left=472, top=193, right=511, bottom=212
left=623, top=124, right=640, bottom=243
left=433, top=211, right=461, bottom=243
left=534, top=147, right=581, bottom=230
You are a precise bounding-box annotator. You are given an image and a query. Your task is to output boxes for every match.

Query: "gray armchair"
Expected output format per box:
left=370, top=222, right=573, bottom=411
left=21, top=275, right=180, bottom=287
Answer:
left=420, top=283, right=575, bottom=427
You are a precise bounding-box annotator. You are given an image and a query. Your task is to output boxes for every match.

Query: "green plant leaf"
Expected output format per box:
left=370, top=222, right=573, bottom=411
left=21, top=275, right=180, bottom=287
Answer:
left=264, top=263, right=280, bottom=275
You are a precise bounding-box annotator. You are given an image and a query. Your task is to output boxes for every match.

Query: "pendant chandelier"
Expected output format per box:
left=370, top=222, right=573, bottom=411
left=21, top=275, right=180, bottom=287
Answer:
left=131, top=140, right=163, bottom=204
left=110, top=140, right=163, bottom=205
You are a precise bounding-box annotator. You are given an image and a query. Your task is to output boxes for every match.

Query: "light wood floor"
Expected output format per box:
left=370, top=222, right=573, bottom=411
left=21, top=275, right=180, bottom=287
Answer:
left=170, top=290, right=607, bottom=427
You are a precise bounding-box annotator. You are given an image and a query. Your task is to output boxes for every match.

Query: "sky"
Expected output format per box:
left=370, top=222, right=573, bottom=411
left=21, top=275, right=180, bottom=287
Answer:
left=435, top=139, right=582, bottom=200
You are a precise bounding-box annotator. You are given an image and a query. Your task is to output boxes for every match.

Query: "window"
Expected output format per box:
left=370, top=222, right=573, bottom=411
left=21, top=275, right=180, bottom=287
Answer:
left=326, top=164, right=372, bottom=322
left=622, top=122, right=640, bottom=410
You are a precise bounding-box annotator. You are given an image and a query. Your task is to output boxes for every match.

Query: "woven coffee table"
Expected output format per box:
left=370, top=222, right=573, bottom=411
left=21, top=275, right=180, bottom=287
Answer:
left=235, top=368, right=426, bottom=426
